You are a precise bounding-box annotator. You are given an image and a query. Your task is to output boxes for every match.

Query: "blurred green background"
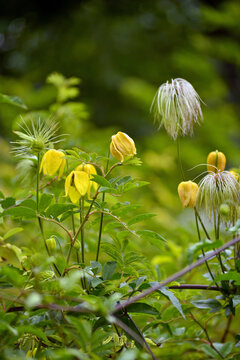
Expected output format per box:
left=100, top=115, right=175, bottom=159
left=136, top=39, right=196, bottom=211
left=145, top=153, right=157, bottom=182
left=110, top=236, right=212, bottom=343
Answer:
left=1, top=0, right=240, bottom=274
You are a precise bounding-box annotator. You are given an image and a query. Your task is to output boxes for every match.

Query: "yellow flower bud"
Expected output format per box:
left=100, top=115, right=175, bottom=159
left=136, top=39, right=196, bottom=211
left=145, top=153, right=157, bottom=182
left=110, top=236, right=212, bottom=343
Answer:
left=178, top=181, right=199, bottom=209
left=65, top=170, right=90, bottom=204
left=46, top=237, right=57, bottom=253
left=40, top=149, right=66, bottom=179
left=229, top=170, right=239, bottom=182
left=110, top=132, right=136, bottom=162
left=207, top=150, right=226, bottom=173
left=76, top=164, right=98, bottom=195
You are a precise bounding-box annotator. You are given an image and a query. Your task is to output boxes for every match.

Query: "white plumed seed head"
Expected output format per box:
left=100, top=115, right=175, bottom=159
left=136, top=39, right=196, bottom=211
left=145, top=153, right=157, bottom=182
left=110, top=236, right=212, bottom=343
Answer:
left=151, top=78, right=203, bottom=140
left=197, top=171, right=240, bottom=224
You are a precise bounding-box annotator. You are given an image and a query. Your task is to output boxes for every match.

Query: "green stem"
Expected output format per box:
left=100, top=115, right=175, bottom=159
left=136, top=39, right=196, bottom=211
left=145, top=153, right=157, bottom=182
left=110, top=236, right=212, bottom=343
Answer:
left=194, top=208, right=218, bottom=285
left=36, top=153, right=40, bottom=212
left=195, top=209, right=211, bottom=240
left=80, top=197, right=85, bottom=264
left=177, top=137, right=185, bottom=181
left=96, top=150, right=110, bottom=261
left=214, top=212, right=225, bottom=274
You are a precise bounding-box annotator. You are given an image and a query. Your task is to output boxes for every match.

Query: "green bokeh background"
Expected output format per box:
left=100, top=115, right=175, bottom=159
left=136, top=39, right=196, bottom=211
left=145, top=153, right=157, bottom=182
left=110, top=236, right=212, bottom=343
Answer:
left=0, top=0, right=240, bottom=273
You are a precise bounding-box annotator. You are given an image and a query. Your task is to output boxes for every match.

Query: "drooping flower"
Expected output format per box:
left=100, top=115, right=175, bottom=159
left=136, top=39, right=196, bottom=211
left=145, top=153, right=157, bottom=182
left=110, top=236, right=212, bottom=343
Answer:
left=151, top=78, right=203, bottom=140
left=40, top=149, right=66, bottom=179
left=177, top=181, right=199, bottom=209
left=65, top=170, right=90, bottom=204
left=76, top=164, right=98, bottom=197
left=197, top=171, right=240, bottom=224
left=110, top=132, right=136, bottom=162
left=207, top=150, right=226, bottom=173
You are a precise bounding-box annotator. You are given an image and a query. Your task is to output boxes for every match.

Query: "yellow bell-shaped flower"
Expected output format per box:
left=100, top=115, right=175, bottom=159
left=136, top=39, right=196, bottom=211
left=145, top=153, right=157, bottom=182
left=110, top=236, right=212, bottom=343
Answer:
left=40, top=149, right=66, bottom=179
left=76, top=164, right=98, bottom=197
left=207, top=150, right=226, bottom=173
left=65, top=170, right=90, bottom=204
left=110, top=131, right=136, bottom=162
left=178, top=181, right=199, bottom=209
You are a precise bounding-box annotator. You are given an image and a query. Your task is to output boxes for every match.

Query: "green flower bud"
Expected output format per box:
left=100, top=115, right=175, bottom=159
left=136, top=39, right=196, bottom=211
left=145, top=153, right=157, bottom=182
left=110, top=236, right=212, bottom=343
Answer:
left=219, top=204, right=230, bottom=216
left=73, top=239, right=81, bottom=251
left=46, top=237, right=57, bottom=253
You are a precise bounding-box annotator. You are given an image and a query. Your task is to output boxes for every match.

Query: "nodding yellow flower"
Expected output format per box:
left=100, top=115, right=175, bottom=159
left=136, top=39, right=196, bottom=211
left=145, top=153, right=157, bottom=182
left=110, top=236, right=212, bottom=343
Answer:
left=76, top=164, right=98, bottom=195
left=65, top=170, right=90, bottom=204
left=207, top=150, right=226, bottom=173
left=40, top=149, right=66, bottom=179
left=110, top=132, right=136, bottom=162
left=178, top=181, right=199, bottom=209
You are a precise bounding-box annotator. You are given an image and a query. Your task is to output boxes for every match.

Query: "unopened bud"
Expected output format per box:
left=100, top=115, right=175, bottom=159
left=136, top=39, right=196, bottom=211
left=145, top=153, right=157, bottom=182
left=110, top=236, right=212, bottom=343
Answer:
left=46, top=238, right=57, bottom=253
left=73, top=239, right=81, bottom=251
left=110, top=132, right=136, bottom=162
left=219, top=204, right=230, bottom=216
left=177, top=181, right=199, bottom=209
left=207, top=150, right=226, bottom=173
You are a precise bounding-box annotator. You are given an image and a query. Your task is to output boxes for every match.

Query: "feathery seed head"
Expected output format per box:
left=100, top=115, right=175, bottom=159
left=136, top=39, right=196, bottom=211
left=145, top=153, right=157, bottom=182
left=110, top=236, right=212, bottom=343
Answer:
left=151, top=78, right=203, bottom=140
left=12, top=119, right=62, bottom=156
left=197, top=171, right=240, bottom=224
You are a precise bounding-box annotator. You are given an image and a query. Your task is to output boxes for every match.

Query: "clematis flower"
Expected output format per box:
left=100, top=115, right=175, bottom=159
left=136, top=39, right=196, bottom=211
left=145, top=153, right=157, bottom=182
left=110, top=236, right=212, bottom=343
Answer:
left=76, top=164, right=98, bottom=197
left=110, top=131, right=136, bottom=162
left=40, top=149, right=66, bottom=179
left=207, top=150, right=226, bottom=173
left=151, top=78, right=203, bottom=140
left=65, top=170, right=90, bottom=204
left=178, top=181, right=199, bottom=208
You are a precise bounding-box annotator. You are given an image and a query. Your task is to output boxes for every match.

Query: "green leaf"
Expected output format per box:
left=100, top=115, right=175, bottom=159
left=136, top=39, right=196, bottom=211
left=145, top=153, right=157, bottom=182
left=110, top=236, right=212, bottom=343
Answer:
left=91, top=174, right=111, bottom=188
left=1, top=197, right=15, bottom=209
left=199, top=344, right=222, bottom=359
left=160, top=288, right=185, bottom=319
left=39, top=193, right=53, bottom=212
left=102, top=261, right=117, bottom=280
left=1, top=206, right=36, bottom=218
left=0, top=93, right=27, bottom=109
left=191, top=299, right=222, bottom=313
left=45, top=203, right=76, bottom=218
left=19, top=199, right=36, bottom=209
left=3, top=227, right=24, bottom=240
left=128, top=213, right=156, bottom=226
left=233, top=295, right=240, bottom=308
left=127, top=302, right=159, bottom=315
left=214, top=271, right=240, bottom=285
left=137, top=230, right=166, bottom=249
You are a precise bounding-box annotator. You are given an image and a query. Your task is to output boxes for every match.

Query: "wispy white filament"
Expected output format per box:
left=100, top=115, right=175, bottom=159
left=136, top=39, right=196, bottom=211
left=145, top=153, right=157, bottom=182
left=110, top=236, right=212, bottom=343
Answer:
left=151, top=78, right=203, bottom=140
left=197, top=171, right=240, bottom=224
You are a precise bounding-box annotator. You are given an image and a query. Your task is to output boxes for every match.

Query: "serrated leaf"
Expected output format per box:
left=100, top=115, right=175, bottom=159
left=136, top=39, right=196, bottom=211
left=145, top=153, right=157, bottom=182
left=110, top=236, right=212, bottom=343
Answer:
left=39, top=193, right=53, bottom=212
left=0, top=93, right=27, bottom=109
left=127, top=302, right=159, bottom=315
left=91, top=175, right=111, bottom=188
left=1, top=197, right=16, bottom=209
left=191, top=299, right=222, bottom=312
left=102, top=261, right=117, bottom=280
left=214, top=271, right=240, bottom=285
left=160, top=287, right=185, bottom=319
left=45, top=203, right=76, bottom=218
left=1, top=206, right=36, bottom=218
left=128, top=213, right=156, bottom=226
left=137, top=230, right=166, bottom=249
left=3, top=227, right=24, bottom=240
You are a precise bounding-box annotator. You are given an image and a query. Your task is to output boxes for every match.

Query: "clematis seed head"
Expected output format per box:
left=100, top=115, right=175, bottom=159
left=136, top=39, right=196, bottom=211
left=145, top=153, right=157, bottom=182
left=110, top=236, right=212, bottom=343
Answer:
left=151, top=78, right=203, bottom=140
